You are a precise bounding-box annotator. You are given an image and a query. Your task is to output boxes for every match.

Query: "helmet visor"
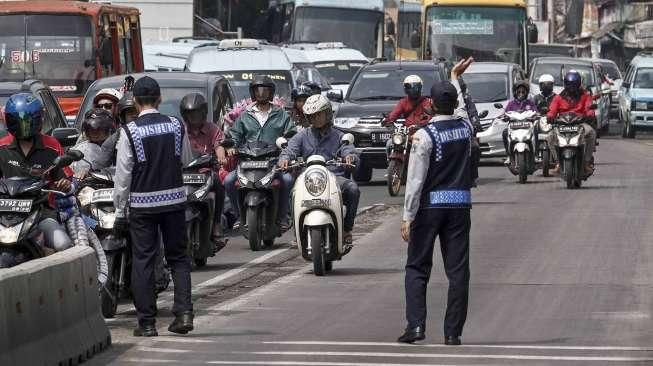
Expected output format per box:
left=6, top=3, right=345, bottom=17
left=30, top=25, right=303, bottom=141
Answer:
left=404, top=83, right=422, bottom=98
left=6, top=112, right=38, bottom=140
left=254, top=86, right=274, bottom=101
left=183, top=109, right=206, bottom=125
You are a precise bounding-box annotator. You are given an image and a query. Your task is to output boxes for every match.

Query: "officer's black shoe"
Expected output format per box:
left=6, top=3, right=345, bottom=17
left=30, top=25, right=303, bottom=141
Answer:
left=168, top=311, right=194, bottom=334
left=444, top=336, right=462, bottom=346
left=397, top=326, right=425, bottom=344
left=133, top=324, right=158, bottom=337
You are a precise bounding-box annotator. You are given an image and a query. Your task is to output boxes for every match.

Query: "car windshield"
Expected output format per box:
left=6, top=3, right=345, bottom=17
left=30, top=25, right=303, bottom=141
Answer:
left=292, top=7, right=383, bottom=58
left=0, top=14, right=94, bottom=97
left=78, top=86, right=206, bottom=126
left=634, top=68, right=653, bottom=89
left=463, top=73, right=509, bottom=103
left=598, top=62, right=621, bottom=80
left=314, top=61, right=367, bottom=85
left=348, top=68, right=442, bottom=101
left=213, top=70, right=292, bottom=104
left=531, top=63, right=596, bottom=87
left=426, top=6, right=526, bottom=67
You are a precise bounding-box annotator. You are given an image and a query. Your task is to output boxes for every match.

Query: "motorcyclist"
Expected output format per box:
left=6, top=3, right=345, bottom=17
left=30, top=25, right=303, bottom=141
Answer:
left=180, top=93, right=226, bottom=243
left=547, top=70, right=597, bottom=174
left=93, top=88, right=123, bottom=119
left=503, top=80, right=538, bottom=164
left=290, top=82, right=321, bottom=129
left=71, top=108, right=115, bottom=174
left=534, top=74, right=556, bottom=112
left=278, top=94, right=359, bottom=247
left=93, top=91, right=138, bottom=171
left=221, top=75, right=296, bottom=230
left=0, top=93, right=73, bottom=261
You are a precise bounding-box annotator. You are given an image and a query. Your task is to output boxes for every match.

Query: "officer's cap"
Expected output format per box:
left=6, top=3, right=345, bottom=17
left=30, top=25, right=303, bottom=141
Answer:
left=133, top=76, right=161, bottom=98
left=430, top=81, right=458, bottom=109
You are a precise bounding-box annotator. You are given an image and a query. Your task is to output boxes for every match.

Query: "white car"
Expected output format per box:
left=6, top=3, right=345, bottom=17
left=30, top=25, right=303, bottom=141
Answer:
left=618, top=53, right=653, bottom=138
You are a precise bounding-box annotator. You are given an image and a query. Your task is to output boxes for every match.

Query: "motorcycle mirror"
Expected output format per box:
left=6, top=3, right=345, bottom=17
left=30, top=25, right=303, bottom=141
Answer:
left=220, top=138, right=235, bottom=148
left=589, top=104, right=598, bottom=110
left=478, top=110, right=489, bottom=119
left=66, top=149, right=85, bottom=162
left=297, top=157, right=304, bottom=163
left=53, top=155, right=74, bottom=169
left=276, top=137, right=288, bottom=149
left=341, top=133, right=355, bottom=146
left=493, top=103, right=504, bottom=110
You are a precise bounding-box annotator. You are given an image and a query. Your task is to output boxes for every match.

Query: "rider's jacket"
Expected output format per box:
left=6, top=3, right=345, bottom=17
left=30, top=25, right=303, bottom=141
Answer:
left=385, top=96, right=432, bottom=127
left=505, top=98, right=538, bottom=113
left=534, top=93, right=556, bottom=112
left=403, top=115, right=473, bottom=222
left=115, top=110, right=187, bottom=215
left=547, top=90, right=595, bottom=119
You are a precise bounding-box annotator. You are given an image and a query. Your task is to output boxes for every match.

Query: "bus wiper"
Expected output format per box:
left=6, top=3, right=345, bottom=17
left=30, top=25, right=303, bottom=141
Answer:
left=353, top=96, right=400, bottom=101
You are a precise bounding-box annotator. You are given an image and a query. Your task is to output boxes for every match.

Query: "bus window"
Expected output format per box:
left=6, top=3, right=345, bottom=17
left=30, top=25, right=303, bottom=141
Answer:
left=280, top=3, right=294, bottom=43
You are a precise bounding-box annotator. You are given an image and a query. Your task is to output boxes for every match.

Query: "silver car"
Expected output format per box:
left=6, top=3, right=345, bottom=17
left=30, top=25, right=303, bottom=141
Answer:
left=463, top=62, right=528, bottom=157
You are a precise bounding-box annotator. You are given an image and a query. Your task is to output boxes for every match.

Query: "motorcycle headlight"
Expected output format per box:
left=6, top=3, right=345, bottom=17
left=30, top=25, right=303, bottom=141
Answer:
left=94, top=208, right=116, bottom=229
left=237, top=169, right=249, bottom=186
left=0, top=223, right=22, bottom=244
left=259, top=170, right=275, bottom=186
left=78, top=186, right=95, bottom=207
left=558, top=137, right=568, bottom=147
left=569, top=135, right=581, bottom=145
left=304, top=170, right=327, bottom=197
left=392, top=133, right=405, bottom=145
left=334, top=117, right=359, bottom=129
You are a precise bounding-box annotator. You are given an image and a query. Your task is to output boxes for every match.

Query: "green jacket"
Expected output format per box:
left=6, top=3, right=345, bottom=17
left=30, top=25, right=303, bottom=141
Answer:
left=228, top=104, right=295, bottom=146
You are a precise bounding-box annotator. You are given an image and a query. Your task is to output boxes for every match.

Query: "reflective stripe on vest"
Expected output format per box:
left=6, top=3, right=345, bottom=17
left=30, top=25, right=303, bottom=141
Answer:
left=130, top=186, right=187, bottom=208
left=427, top=190, right=471, bottom=207
left=126, top=116, right=182, bottom=163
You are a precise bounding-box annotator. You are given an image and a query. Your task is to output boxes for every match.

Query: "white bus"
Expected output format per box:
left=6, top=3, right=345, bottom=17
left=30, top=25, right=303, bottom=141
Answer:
left=271, top=0, right=385, bottom=59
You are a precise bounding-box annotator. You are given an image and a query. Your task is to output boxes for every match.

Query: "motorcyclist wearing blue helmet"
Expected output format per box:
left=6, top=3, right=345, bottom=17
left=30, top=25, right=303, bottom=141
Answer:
left=0, top=93, right=74, bottom=264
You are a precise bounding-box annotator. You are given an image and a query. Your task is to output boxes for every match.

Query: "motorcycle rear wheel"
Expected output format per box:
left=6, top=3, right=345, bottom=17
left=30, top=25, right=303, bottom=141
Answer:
left=310, top=228, right=326, bottom=276
left=247, top=207, right=262, bottom=251
left=542, top=149, right=550, bottom=177
left=387, top=160, right=403, bottom=196
left=100, top=252, right=119, bottom=319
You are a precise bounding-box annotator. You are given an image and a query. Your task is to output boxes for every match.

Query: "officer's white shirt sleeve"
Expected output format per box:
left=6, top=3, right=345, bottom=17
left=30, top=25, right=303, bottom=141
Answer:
left=403, top=128, right=432, bottom=223
left=450, top=78, right=470, bottom=120
left=113, top=129, right=133, bottom=218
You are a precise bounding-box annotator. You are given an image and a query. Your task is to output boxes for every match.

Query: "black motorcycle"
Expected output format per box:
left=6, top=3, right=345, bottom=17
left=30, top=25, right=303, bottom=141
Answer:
left=0, top=150, right=83, bottom=268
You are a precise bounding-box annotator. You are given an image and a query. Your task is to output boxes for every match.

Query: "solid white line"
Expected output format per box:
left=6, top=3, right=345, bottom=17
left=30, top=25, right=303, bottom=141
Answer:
left=136, top=346, right=192, bottom=353
left=121, top=359, right=179, bottom=364
left=234, top=351, right=653, bottom=362
left=262, top=341, right=653, bottom=352
left=208, top=362, right=463, bottom=366
left=154, top=336, right=214, bottom=344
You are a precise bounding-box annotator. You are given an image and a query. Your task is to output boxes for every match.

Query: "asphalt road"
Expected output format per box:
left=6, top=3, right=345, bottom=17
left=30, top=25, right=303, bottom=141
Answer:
left=91, top=131, right=653, bottom=365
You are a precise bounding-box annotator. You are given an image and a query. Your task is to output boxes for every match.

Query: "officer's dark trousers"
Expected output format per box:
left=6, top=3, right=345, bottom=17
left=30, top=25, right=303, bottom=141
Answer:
left=405, top=208, right=471, bottom=337
left=130, top=209, right=192, bottom=326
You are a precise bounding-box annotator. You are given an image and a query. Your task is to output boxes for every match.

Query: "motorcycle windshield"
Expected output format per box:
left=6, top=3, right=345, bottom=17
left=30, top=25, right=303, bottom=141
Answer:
left=70, top=141, right=103, bottom=174
left=238, top=142, right=279, bottom=159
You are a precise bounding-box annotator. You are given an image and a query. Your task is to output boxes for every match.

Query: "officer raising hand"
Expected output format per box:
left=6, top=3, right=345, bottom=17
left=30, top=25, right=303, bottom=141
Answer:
left=398, top=79, right=474, bottom=346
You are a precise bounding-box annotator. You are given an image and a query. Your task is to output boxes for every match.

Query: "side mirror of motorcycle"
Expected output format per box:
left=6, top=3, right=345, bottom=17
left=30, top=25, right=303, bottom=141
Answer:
left=53, top=155, right=74, bottom=170
left=327, top=89, right=344, bottom=103
left=341, top=133, right=355, bottom=146
left=493, top=103, right=504, bottom=110
left=478, top=110, right=489, bottom=119
left=589, top=104, right=598, bottom=110
left=297, top=157, right=304, bottom=164
left=276, top=137, right=288, bottom=149
left=66, top=149, right=85, bottom=162
left=51, top=127, right=80, bottom=148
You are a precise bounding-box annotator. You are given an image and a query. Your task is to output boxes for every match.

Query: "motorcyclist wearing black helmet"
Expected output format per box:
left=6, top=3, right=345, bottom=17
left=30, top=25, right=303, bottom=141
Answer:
left=223, top=75, right=295, bottom=231
left=502, top=80, right=538, bottom=164
left=180, top=93, right=226, bottom=243
left=290, top=82, right=321, bottom=129
left=71, top=108, right=115, bottom=174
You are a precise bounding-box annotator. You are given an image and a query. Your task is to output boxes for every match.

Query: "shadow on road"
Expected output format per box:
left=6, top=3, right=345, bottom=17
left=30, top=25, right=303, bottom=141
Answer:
left=326, top=267, right=405, bottom=276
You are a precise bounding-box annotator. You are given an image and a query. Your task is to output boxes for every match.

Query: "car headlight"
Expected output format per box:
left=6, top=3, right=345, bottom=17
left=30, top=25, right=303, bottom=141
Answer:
left=392, top=133, right=405, bottom=145
left=636, top=102, right=648, bottom=111
left=78, top=186, right=95, bottom=207
left=334, top=117, right=359, bottom=129
left=304, top=170, right=327, bottom=197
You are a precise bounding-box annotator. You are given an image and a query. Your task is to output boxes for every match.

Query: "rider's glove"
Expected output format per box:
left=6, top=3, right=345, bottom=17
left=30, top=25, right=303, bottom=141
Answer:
left=113, top=217, right=129, bottom=237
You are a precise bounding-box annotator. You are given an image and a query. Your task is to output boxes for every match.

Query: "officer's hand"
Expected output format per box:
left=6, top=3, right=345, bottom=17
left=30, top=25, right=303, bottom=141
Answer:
left=54, top=178, right=72, bottom=193
left=344, top=155, right=355, bottom=167
left=113, top=217, right=129, bottom=237
left=450, top=57, right=474, bottom=80
left=216, top=146, right=228, bottom=165
left=226, top=148, right=237, bottom=157
left=278, top=159, right=289, bottom=170
left=401, top=220, right=411, bottom=242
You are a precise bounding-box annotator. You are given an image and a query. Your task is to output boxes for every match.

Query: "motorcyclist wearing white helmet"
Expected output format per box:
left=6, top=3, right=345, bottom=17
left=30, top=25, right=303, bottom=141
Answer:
left=93, top=88, right=123, bottom=120
left=278, top=95, right=360, bottom=247
left=534, top=74, right=556, bottom=113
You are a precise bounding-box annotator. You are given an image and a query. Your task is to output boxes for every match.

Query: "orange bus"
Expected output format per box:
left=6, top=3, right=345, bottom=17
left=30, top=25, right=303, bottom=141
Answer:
left=0, top=1, right=144, bottom=120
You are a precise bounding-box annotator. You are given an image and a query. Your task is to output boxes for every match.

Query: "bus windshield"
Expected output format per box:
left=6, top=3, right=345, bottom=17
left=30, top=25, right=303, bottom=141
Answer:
left=292, top=7, right=383, bottom=58
left=426, top=6, right=525, bottom=66
left=0, top=14, right=94, bottom=97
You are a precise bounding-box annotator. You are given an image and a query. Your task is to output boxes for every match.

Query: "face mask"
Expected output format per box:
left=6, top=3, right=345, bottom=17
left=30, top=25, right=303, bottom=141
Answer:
left=540, top=84, right=553, bottom=96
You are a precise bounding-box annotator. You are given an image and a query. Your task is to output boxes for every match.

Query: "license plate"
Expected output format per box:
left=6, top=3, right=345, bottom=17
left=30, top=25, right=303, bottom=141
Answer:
left=91, top=189, right=114, bottom=203
left=183, top=174, right=207, bottom=185
left=558, top=125, right=580, bottom=133
left=0, top=199, right=32, bottom=213
left=371, top=132, right=393, bottom=143
left=510, top=121, right=531, bottom=129
left=301, top=199, right=329, bottom=208
left=240, top=161, right=269, bottom=169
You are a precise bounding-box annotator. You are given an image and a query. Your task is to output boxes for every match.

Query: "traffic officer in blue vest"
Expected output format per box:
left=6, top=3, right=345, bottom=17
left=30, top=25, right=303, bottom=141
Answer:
left=113, top=76, right=195, bottom=337
left=398, top=63, right=474, bottom=346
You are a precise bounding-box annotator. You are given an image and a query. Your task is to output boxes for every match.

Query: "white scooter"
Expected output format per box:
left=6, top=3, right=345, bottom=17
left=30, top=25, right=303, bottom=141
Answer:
left=291, top=134, right=356, bottom=276
left=505, top=110, right=538, bottom=184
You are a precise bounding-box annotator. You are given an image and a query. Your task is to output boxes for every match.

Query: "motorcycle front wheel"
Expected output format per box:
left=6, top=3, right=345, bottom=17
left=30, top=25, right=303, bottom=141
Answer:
left=542, top=149, right=550, bottom=177
left=564, top=158, right=576, bottom=189
left=247, top=207, right=262, bottom=251
left=517, top=152, right=528, bottom=184
left=310, top=228, right=326, bottom=276
left=100, top=252, right=119, bottom=318
left=387, top=160, right=403, bottom=196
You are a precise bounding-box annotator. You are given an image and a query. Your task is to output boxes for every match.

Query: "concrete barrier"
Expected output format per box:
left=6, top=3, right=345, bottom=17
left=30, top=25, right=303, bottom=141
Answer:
left=0, top=246, right=111, bottom=365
